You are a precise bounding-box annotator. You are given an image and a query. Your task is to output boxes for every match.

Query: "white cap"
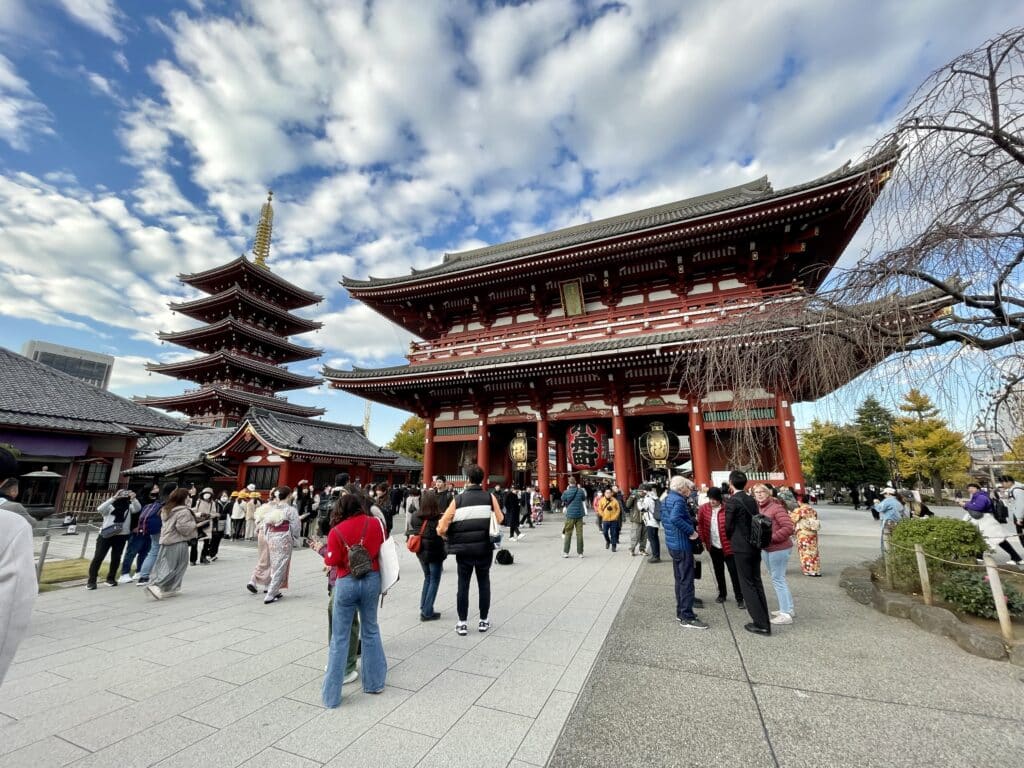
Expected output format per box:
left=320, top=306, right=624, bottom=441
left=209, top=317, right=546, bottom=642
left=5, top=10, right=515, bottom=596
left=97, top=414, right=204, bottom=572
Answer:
left=246, top=484, right=256, bottom=491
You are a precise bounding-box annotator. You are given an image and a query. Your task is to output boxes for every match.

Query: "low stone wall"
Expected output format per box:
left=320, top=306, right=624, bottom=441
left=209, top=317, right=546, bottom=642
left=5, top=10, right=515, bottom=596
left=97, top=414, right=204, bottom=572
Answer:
left=840, top=562, right=1024, bottom=666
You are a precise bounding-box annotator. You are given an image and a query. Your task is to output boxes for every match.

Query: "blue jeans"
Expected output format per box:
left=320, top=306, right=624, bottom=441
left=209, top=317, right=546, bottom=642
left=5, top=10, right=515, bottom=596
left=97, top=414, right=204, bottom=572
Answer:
left=137, top=534, right=161, bottom=581
left=419, top=560, right=442, bottom=617
left=121, top=533, right=151, bottom=575
left=761, top=547, right=795, bottom=615
left=322, top=570, right=387, bottom=708
left=602, top=521, right=621, bottom=549
left=668, top=547, right=696, bottom=620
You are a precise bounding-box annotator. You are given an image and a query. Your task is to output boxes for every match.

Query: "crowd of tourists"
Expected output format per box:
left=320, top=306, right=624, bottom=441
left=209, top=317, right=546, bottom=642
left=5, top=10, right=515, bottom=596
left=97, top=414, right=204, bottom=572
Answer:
left=8, top=464, right=1024, bottom=704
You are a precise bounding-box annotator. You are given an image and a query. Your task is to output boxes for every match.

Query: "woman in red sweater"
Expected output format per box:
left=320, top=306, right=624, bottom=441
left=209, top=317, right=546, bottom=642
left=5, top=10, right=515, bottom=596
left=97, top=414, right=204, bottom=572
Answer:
left=697, top=487, right=744, bottom=608
left=752, top=484, right=796, bottom=625
left=321, top=494, right=387, bottom=708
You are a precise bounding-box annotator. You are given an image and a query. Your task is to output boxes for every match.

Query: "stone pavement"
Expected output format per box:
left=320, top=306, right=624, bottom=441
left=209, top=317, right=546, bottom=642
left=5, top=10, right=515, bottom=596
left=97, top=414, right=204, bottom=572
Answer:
left=548, top=503, right=1024, bottom=768
left=1, top=514, right=639, bottom=767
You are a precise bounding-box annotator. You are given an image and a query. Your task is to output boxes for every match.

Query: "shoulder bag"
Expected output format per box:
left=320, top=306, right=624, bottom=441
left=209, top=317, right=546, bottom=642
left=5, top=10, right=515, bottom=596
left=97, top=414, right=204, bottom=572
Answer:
left=407, top=519, right=428, bottom=554
left=377, top=518, right=400, bottom=596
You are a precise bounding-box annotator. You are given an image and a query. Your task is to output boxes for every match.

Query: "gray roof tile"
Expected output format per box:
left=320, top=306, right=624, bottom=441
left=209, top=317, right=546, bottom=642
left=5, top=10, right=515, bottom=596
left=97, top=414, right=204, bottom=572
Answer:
left=0, top=346, right=187, bottom=435
left=344, top=149, right=897, bottom=291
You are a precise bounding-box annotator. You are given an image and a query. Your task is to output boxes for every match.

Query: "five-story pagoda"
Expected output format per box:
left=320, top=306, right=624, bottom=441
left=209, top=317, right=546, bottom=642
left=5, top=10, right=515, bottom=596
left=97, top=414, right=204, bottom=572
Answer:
left=137, top=193, right=326, bottom=427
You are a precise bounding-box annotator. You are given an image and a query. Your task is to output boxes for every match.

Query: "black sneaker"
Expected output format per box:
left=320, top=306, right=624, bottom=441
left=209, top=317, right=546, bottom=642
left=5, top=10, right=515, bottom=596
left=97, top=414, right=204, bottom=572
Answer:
left=715, top=595, right=727, bottom=604
left=737, top=600, right=746, bottom=610
left=105, top=580, right=117, bottom=587
left=680, top=618, right=709, bottom=630
left=86, top=583, right=97, bottom=590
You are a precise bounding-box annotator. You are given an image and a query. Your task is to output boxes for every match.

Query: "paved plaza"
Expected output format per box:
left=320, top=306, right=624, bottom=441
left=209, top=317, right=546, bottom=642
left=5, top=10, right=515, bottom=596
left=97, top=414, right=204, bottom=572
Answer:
left=3, top=506, right=1024, bottom=767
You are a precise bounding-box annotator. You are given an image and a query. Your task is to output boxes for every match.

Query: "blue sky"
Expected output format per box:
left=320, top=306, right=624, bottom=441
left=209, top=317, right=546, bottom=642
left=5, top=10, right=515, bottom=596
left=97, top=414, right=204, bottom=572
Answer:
left=0, top=0, right=1020, bottom=445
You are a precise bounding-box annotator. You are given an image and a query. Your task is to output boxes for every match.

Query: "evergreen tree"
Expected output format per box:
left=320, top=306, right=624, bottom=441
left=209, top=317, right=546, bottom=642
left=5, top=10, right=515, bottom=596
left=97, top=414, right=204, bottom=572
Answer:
left=798, top=419, right=849, bottom=481
left=386, top=416, right=426, bottom=461
left=812, top=434, right=888, bottom=489
left=898, top=388, right=939, bottom=421
left=854, top=396, right=895, bottom=445
left=891, top=390, right=969, bottom=497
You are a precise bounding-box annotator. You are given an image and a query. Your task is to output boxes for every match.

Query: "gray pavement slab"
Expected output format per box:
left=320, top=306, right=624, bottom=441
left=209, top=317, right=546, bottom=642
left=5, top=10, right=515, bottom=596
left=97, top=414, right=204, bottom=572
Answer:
left=2, top=513, right=640, bottom=767
left=549, top=503, right=1024, bottom=767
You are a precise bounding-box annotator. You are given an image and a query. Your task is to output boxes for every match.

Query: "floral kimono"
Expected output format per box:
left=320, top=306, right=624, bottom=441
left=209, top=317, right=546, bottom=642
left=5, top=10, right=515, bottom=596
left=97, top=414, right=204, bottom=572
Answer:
left=790, top=503, right=821, bottom=576
left=251, top=502, right=300, bottom=602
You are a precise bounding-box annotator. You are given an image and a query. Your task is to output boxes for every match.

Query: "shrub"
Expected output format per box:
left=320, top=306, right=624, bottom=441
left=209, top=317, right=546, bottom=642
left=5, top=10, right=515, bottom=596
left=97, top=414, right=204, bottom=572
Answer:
left=888, top=517, right=986, bottom=591
left=936, top=570, right=1024, bottom=619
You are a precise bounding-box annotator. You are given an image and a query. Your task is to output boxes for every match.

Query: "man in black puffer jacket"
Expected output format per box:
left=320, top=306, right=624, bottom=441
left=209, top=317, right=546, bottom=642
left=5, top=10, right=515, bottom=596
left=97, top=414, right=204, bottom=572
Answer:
left=438, top=465, right=504, bottom=637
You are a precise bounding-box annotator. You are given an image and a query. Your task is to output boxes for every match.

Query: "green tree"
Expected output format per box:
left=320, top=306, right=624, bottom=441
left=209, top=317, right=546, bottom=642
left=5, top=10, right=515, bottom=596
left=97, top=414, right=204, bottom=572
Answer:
left=854, top=396, right=895, bottom=445
left=386, top=416, right=426, bottom=461
left=898, top=388, right=939, bottom=421
left=891, top=390, right=969, bottom=497
left=812, top=434, right=888, bottom=489
left=798, top=419, right=849, bottom=481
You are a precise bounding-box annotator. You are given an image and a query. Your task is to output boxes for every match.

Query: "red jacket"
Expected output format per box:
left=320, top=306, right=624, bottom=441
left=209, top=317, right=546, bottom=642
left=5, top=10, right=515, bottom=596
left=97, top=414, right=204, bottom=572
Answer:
left=323, top=514, right=385, bottom=580
left=697, top=502, right=732, bottom=556
left=759, top=498, right=795, bottom=552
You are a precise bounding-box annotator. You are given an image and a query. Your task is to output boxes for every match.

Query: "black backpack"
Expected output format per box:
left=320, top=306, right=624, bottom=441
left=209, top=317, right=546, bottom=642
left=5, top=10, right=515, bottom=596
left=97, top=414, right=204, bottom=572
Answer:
left=992, top=496, right=1010, bottom=525
left=749, top=511, right=773, bottom=549
left=340, top=518, right=373, bottom=578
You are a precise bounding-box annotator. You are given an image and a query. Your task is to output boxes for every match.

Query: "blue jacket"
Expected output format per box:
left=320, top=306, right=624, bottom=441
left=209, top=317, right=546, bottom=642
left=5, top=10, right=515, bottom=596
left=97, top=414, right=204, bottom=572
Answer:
left=662, top=490, right=695, bottom=552
left=874, top=496, right=904, bottom=525
left=562, top=486, right=585, bottom=519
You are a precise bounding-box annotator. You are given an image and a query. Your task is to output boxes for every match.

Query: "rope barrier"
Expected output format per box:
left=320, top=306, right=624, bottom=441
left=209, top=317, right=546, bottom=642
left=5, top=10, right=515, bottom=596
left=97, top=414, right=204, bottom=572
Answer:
left=887, top=540, right=1023, bottom=577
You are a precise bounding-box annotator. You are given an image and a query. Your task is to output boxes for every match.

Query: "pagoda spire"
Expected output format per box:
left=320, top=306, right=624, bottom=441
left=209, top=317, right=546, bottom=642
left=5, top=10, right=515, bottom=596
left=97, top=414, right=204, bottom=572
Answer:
left=252, top=190, right=274, bottom=269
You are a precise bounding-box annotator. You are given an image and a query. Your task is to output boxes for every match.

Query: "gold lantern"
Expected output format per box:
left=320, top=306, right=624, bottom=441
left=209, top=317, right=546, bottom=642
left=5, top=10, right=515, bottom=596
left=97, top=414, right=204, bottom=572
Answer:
left=639, top=422, right=678, bottom=469
left=508, top=429, right=529, bottom=470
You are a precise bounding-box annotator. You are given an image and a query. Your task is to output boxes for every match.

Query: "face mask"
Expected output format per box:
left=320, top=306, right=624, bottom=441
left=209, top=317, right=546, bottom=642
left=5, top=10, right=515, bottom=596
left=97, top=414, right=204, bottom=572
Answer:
left=203, top=493, right=212, bottom=500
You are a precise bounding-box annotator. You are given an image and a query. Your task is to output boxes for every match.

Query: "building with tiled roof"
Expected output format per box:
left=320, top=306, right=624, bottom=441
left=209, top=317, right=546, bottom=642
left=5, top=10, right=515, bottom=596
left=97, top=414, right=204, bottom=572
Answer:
left=327, top=148, right=947, bottom=494
left=137, top=192, right=326, bottom=426
left=0, top=345, right=185, bottom=514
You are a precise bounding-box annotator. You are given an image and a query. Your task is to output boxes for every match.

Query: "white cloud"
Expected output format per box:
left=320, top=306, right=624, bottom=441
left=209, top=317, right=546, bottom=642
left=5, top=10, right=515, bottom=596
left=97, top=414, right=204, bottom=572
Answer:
left=56, top=0, right=123, bottom=43
left=318, top=303, right=415, bottom=364
left=0, top=54, right=51, bottom=150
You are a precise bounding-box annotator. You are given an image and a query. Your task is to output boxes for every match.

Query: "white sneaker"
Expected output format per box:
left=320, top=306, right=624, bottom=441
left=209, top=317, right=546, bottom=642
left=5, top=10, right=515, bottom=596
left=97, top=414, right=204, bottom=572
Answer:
left=478, top=619, right=491, bottom=633
left=578, top=553, right=584, bottom=558
left=561, top=552, right=569, bottom=558
left=456, top=622, right=468, bottom=636
left=117, top=574, right=133, bottom=584
left=770, top=612, right=794, bottom=625
left=146, top=585, right=164, bottom=601
left=343, top=669, right=358, bottom=684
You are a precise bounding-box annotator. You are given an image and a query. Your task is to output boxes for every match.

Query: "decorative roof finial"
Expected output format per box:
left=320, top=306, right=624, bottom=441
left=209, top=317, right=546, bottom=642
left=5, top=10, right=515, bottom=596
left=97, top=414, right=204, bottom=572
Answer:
left=252, top=190, right=274, bottom=269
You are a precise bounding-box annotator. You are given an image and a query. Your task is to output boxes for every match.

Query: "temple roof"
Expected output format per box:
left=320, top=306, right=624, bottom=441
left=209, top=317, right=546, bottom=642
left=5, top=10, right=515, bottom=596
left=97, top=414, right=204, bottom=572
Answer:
left=0, top=346, right=186, bottom=436
left=147, top=350, right=322, bottom=391
left=204, top=408, right=408, bottom=462
left=135, top=385, right=325, bottom=418
left=169, top=286, right=323, bottom=335
left=325, top=286, right=952, bottom=401
left=122, top=427, right=236, bottom=477
left=178, top=255, right=323, bottom=310
left=157, top=317, right=322, bottom=363
left=344, top=147, right=897, bottom=293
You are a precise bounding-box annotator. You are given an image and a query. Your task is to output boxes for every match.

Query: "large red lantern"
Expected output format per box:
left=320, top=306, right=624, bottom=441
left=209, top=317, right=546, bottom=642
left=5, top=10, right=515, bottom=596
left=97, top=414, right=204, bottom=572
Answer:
left=566, top=423, right=609, bottom=471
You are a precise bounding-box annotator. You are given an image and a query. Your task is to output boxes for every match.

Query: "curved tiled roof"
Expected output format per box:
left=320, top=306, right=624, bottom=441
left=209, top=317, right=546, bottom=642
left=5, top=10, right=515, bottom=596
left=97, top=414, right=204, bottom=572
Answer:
left=123, top=427, right=236, bottom=476
left=205, top=408, right=398, bottom=461
left=179, top=255, right=323, bottom=308
left=147, top=350, right=322, bottom=389
left=343, top=147, right=897, bottom=292
left=0, top=346, right=186, bottom=435
left=135, top=385, right=325, bottom=418
left=324, top=284, right=950, bottom=383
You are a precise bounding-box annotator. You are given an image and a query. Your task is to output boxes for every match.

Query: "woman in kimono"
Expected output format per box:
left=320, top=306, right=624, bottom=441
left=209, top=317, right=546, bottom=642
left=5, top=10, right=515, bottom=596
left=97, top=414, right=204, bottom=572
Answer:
left=244, top=485, right=258, bottom=540
left=790, top=495, right=821, bottom=576
left=247, top=486, right=300, bottom=603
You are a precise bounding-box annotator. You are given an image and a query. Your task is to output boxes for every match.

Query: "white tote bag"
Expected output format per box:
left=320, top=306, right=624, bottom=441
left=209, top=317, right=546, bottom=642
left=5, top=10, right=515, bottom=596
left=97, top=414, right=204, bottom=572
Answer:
left=377, top=519, right=400, bottom=596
